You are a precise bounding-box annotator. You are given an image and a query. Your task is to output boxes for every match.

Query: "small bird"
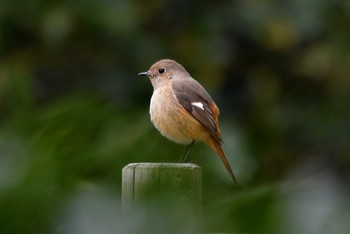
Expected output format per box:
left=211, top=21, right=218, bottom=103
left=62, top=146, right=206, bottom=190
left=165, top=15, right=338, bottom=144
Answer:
left=138, top=59, right=237, bottom=184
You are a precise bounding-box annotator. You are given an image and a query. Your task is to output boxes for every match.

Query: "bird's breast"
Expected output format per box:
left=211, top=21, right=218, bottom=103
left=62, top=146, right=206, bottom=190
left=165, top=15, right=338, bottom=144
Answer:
left=149, top=85, right=209, bottom=144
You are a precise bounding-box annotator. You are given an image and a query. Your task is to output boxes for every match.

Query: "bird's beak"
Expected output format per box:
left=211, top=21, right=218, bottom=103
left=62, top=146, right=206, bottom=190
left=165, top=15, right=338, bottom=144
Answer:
left=138, top=71, right=150, bottom=76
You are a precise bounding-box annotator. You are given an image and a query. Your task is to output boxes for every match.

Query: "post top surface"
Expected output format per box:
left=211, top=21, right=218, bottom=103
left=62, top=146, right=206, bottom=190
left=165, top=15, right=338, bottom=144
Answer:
left=123, top=162, right=201, bottom=170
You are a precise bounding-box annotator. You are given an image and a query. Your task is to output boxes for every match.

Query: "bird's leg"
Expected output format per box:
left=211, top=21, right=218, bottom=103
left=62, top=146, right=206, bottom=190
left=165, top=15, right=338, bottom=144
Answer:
left=180, top=140, right=195, bottom=162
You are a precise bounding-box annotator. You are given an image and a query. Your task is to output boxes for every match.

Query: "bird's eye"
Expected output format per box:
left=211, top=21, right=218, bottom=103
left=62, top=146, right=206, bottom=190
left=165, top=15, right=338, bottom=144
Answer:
left=158, top=68, right=165, bottom=74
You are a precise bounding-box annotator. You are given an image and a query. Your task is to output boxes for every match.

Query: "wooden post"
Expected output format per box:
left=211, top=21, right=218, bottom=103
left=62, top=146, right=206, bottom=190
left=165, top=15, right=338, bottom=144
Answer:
left=122, top=163, right=202, bottom=213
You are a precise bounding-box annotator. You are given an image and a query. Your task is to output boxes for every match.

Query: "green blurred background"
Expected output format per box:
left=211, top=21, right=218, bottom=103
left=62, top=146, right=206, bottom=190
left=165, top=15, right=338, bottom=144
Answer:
left=1, top=0, right=350, bottom=233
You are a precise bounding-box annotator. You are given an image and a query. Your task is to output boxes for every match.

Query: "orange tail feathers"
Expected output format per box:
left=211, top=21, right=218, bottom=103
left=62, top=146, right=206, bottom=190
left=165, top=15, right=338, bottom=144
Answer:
left=205, top=138, right=237, bottom=184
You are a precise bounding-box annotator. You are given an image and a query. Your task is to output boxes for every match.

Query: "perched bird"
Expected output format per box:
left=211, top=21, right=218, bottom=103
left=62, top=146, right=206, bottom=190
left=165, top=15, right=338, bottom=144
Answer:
left=138, top=59, right=237, bottom=184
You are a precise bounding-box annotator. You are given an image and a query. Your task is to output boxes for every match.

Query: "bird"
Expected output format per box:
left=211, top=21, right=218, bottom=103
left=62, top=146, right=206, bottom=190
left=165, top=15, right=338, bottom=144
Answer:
left=138, top=59, right=237, bottom=184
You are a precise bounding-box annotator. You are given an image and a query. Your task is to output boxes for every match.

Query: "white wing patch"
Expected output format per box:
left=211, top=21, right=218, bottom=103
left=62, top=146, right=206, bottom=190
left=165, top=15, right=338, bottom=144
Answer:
left=191, top=102, right=204, bottom=110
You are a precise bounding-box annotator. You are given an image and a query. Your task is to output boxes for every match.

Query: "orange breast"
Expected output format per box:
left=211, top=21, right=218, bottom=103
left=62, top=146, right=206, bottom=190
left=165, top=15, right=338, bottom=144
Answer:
left=150, top=84, right=210, bottom=145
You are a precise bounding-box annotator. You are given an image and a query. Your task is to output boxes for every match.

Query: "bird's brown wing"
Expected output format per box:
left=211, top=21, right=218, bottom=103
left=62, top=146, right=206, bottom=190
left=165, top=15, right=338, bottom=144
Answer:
left=172, top=78, right=222, bottom=143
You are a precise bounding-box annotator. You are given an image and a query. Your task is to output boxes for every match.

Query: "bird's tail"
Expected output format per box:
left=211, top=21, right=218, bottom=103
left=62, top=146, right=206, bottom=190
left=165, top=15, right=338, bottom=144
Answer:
left=205, top=138, right=237, bottom=184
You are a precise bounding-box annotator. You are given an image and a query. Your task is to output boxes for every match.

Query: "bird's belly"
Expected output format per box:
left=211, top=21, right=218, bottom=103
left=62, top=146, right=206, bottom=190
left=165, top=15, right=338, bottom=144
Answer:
left=150, top=88, right=208, bottom=145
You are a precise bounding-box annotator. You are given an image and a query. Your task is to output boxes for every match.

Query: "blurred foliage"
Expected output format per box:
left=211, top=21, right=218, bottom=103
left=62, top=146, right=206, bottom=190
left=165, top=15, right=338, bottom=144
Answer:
left=1, top=0, right=350, bottom=233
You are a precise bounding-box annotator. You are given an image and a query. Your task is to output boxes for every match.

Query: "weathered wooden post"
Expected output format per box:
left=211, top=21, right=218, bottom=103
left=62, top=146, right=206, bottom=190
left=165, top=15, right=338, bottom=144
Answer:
left=122, top=163, right=202, bottom=213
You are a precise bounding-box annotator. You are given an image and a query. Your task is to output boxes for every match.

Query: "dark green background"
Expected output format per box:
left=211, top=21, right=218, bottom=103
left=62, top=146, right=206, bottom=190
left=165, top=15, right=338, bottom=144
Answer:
left=1, top=0, right=349, bottom=233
